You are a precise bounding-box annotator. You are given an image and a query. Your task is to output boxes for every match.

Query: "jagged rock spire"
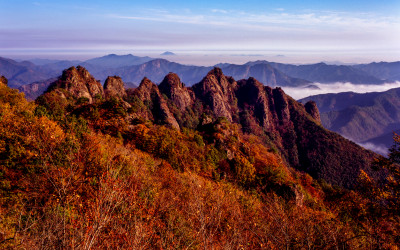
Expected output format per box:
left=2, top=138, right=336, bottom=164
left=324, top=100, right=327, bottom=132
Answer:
left=47, top=66, right=104, bottom=103
left=304, top=101, right=321, bottom=124
left=135, top=77, right=180, bottom=130
left=159, top=73, right=192, bottom=111
left=104, top=76, right=127, bottom=99
left=192, top=68, right=237, bottom=122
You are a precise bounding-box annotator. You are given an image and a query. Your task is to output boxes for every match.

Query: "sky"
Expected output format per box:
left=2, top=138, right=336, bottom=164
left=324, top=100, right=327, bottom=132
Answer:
left=0, top=0, right=399, bottom=65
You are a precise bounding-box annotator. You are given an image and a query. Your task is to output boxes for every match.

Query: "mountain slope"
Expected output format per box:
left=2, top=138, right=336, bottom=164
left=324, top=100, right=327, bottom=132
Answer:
left=83, top=53, right=154, bottom=68
left=17, top=77, right=57, bottom=100
left=300, top=88, right=400, bottom=149
left=0, top=57, right=53, bottom=87
left=1, top=73, right=397, bottom=248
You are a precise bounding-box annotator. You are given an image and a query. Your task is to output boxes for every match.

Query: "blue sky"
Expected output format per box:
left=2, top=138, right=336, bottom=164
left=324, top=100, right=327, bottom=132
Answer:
left=0, top=0, right=399, bottom=64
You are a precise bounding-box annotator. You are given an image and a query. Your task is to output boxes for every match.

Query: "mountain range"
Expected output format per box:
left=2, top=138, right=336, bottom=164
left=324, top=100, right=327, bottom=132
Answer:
left=1, top=54, right=399, bottom=98
left=262, top=61, right=387, bottom=84
left=354, top=61, right=400, bottom=81
left=300, top=88, right=400, bottom=153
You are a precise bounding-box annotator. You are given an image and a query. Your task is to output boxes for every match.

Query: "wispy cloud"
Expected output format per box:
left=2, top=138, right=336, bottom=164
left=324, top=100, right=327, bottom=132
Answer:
left=211, top=9, right=229, bottom=14
left=2, top=4, right=399, bottom=60
left=110, top=14, right=213, bottom=25
left=106, top=8, right=400, bottom=52
left=110, top=8, right=400, bottom=31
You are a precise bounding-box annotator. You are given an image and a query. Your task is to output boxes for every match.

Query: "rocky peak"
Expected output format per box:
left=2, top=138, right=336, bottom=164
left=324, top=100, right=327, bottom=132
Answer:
left=236, top=77, right=265, bottom=104
left=236, top=77, right=274, bottom=129
left=0, top=76, right=7, bottom=86
left=159, top=72, right=184, bottom=90
left=304, top=101, right=321, bottom=124
left=134, top=77, right=180, bottom=130
left=193, top=68, right=237, bottom=121
left=49, top=66, right=104, bottom=103
left=76, top=65, right=91, bottom=79
left=104, top=76, right=127, bottom=99
left=204, top=67, right=232, bottom=93
left=159, top=73, right=192, bottom=111
left=272, top=88, right=290, bottom=123
left=136, top=77, right=157, bottom=101
left=207, top=67, right=224, bottom=79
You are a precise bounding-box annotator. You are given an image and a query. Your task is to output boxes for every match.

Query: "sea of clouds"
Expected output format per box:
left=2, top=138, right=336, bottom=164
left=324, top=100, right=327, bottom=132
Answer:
left=282, top=81, right=400, bottom=156
left=282, top=81, right=400, bottom=100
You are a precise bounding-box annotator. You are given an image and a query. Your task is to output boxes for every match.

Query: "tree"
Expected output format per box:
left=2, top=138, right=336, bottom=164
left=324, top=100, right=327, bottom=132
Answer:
left=372, top=133, right=400, bottom=215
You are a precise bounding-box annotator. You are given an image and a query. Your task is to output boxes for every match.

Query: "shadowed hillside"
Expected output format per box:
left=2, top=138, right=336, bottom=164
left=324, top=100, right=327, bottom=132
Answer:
left=300, top=88, right=400, bottom=151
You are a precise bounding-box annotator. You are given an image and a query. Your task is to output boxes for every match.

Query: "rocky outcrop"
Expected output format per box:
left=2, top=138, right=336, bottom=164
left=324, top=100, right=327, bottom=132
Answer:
left=36, top=66, right=378, bottom=188
left=192, top=68, right=238, bottom=122
left=135, top=77, right=154, bottom=101
left=236, top=78, right=272, bottom=129
left=235, top=79, right=296, bottom=130
left=104, top=76, right=127, bottom=99
left=135, top=77, right=180, bottom=130
left=304, top=101, right=321, bottom=124
left=18, top=78, right=57, bottom=100
left=159, top=73, right=192, bottom=111
left=0, top=76, right=7, bottom=86
left=47, top=66, right=103, bottom=103
left=272, top=88, right=291, bottom=124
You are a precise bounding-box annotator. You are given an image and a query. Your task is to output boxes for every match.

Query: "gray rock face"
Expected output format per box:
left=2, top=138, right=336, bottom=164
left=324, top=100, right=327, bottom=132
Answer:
left=304, top=101, right=321, bottom=124
left=48, top=66, right=104, bottom=103
left=135, top=77, right=154, bottom=101
left=135, top=77, right=180, bottom=130
left=104, top=76, right=127, bottom=99
left=236, top=77, right=275, bottom=129
left=159, top=73, right=192, bottom=111
left=272, top=88, right=291, bottom=124
left=193, top=68, right=237, bottom=122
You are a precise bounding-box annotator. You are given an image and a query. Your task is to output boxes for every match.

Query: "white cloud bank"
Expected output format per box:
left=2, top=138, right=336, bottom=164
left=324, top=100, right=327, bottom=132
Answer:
left=283, top=82, right=400, bottom=156
left=283, top=81, right=400, bottom=100
left=357, top=142, right=389, bottom=156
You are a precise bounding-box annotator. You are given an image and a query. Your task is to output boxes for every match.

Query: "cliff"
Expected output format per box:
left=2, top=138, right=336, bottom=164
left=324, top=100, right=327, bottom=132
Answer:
left=38, top=67, right=379, bottom=188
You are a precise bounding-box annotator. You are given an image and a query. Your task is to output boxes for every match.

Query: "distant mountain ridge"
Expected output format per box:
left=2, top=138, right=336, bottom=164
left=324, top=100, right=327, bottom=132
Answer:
left=218, top=63, right=311, bottom=87
left=0, top=56, right=54, bottom=87
left=83, top=53, right=154, bottom=69
left=1, top=54, right=398, bottom=96
left=354, top=61, right=400, bottom=81
left=300, top=88, right=400, bottom=152
left=255, top=61, right=386, bottom=84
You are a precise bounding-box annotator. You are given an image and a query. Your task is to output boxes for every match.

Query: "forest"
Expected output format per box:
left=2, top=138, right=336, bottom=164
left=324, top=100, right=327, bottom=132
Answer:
left=0, top=70, right=399, bottom=249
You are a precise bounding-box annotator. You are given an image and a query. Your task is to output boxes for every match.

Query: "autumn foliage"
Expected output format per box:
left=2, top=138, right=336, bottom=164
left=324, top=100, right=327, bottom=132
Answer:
left=0, top=78, right=399, bottom=249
